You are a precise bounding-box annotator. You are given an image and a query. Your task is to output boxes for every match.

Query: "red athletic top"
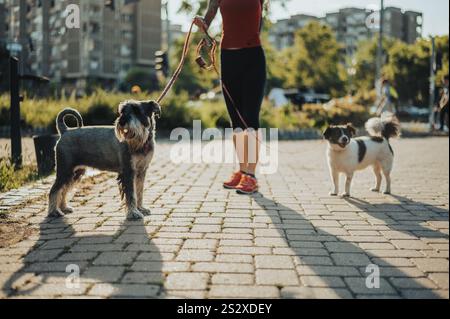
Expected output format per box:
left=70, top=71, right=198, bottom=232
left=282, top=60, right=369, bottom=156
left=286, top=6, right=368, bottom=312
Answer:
left=219, top=0, right=263, bottom=49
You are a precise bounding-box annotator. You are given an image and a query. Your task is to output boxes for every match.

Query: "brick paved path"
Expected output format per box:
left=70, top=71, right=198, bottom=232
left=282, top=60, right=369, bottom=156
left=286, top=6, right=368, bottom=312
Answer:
left=0, top=138, right=448, bottom=299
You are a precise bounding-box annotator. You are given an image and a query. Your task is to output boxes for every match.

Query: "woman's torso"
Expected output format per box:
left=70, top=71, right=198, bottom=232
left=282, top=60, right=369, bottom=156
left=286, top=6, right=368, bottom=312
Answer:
left=219, top=0, right=263, bottom=50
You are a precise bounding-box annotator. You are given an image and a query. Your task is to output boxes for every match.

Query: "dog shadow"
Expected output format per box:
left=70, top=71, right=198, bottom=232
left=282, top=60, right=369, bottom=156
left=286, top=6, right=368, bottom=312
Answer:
left=344, top=195, right=449, bottom=240
left=1, top=207, right=165, bottom=298
left=252, top=194, right=443, bottom=299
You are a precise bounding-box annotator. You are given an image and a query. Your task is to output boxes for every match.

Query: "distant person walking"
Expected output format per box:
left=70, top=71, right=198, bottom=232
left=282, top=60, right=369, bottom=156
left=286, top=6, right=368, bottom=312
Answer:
left=376, top=78, right=396, bottom=116
left=194, top=0, right=267, bottom=195
left=439, top=75, right=449, bottom=132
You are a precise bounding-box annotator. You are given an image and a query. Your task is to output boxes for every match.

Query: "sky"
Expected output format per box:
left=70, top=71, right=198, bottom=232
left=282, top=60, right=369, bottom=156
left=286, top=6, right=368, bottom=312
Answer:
left=168, top=0, right=449, bottom=37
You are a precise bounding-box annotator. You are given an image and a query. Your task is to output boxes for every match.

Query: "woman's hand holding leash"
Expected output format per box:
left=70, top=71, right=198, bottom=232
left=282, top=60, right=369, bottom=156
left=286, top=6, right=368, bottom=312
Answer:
left=194, top=16, right=208, bottom=32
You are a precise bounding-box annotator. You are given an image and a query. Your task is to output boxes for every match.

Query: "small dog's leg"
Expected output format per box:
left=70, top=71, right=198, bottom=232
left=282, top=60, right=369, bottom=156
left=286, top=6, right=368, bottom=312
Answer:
left=119, top=170, right=144, bottom=220
left=371, top=164, right=382, bottom=192
left=329, top=169, right=339, bottom=196
left=136, top=170, right=150, bottom=216
left=381, top=168, right=392, bottom=195
left=342, top=173, right=354, bottom=197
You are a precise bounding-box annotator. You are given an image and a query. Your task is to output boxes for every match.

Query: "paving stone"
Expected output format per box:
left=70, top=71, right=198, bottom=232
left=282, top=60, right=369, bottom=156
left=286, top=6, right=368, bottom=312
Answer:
left=192, top=262, right=254, bottom=274
left=121, top=272, right=164, bottom=285
left=182, top=239, right=217, bottom=250
left=256, top=269, right=299, bottom=286
left=176, top=250, right=215, bottom=262
left=82, top=266, right=125, bottom=283
left=211, top=274, right=254, bottom=285
left=344, top=277, right=397, bottom=295
left=412, top=258, right=449, bottom=273
left=300, top=276, right=346, bottom=288
left=281, top=287, right=353, bottom=299
left=88, top=283, right=160, bottom=297
left=209, top=285, right=280, bottom=298
left=165, top=273, right=209, bottom=290
left=255, top=255, right=295, bottom=269
left=93, top=252, right=137, bottom=266
left=331, top=253, right=372, bottom=267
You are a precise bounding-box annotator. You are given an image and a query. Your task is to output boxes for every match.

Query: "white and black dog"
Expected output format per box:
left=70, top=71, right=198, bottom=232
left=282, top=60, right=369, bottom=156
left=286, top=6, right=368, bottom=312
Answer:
left=323, top=115, right=401, bottom=197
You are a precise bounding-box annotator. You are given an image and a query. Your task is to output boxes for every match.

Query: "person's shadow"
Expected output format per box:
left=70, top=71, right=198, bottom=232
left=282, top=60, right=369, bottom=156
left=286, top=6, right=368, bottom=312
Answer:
left=2, top=177, right=164, bottom=299
left=253, top=193, right=443, bottom=299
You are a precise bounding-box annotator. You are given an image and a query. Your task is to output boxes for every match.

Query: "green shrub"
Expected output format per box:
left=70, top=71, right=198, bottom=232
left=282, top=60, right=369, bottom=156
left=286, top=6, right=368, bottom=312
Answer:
left=0, top=158, right=38, bottom=193
left=0, top=91, right=370, bottom=133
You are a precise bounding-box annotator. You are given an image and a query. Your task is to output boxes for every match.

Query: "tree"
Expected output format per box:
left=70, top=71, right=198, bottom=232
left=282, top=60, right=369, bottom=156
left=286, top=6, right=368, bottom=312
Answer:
left=282, top=21, right=347, bottom=96
left=122, top=67, right=159, bottom=93
left=354, top=35, right=449, bottom=106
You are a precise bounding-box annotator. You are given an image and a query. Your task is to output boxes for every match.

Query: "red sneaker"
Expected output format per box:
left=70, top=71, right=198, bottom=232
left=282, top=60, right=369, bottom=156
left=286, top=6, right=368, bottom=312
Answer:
left=236, top=175, right=259, bottom=195
left=223, top=171, right=244, bottom=189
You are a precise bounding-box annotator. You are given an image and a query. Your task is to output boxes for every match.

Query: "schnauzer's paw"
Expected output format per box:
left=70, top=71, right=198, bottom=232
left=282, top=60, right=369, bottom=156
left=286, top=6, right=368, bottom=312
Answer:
left=138, top=207, right=151, bottom=216
left=127, top=209, right=145, bottom=220
left=329, top=192, right=338, bottom=196
left=370, top=188, right=380, bottom=193
left=341, top=193, right=351, bottom=198
left=383, top=190, right=391, bottom=195
left=61, top=206, right=74, bottom=214
left=48, top=209, right=65, bottom=218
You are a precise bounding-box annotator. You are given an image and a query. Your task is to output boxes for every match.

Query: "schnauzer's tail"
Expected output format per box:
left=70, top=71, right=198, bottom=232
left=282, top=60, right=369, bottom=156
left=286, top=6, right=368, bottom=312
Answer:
left=366, top=113, right=401, bottom=140
left=56, top=108, right=84, bottom=135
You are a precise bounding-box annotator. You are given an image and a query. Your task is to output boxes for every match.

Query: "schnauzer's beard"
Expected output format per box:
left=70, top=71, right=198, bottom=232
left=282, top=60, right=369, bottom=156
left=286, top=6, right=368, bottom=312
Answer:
left=115, top=117, right=151, bottom=152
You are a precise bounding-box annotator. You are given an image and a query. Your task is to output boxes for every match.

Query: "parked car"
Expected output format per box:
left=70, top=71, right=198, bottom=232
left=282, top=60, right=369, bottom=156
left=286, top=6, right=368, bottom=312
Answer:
left=284, top=88, right=331, bottom=109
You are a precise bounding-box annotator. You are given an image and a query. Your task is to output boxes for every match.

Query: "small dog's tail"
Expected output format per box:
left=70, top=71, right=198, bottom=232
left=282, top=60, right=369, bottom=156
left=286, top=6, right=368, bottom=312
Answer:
left=56, top=108, right=84, bottom=135
left=365, top=114, right=401, bottom=140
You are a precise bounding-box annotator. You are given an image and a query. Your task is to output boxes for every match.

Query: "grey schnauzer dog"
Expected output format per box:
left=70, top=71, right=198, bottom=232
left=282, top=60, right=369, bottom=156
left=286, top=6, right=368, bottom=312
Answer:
left=48, top=100, right=161, bottom=220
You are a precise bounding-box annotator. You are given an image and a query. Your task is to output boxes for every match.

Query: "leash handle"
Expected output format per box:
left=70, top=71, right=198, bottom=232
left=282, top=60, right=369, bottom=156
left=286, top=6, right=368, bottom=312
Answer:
left=157, top=21, right=195, bottom=104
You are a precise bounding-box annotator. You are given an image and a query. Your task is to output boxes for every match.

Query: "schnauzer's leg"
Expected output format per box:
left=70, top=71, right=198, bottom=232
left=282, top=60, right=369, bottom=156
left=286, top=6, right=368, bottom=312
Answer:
left=342, top=173, right=354, bottom=197
left=119, top=170, right=144, bottom=220
left=48, top=175, right=71, bottom=218
left=371, top=163, right=382, bottom=192
left=329, top=169, right=339, bottom=196
left=136, top=170, right=150, bottom=216
left=60, top=183, right=73, bottom=214
left=60, top=169, right=86, bottom=214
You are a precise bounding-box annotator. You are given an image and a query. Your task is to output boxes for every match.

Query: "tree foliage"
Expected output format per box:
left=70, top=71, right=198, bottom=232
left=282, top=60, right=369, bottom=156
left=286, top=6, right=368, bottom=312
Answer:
left=354, top=35, right=449, bottom=106
left=281, top=22, right=347, bottom=96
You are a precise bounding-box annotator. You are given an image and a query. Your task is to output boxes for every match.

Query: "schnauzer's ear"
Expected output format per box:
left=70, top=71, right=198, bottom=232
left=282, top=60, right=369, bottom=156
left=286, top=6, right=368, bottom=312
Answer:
left=346, top=123, right=356, bottom=137
left=141, top=100, right=162, bottom=119
left=323, top=127, right=332, bottom=140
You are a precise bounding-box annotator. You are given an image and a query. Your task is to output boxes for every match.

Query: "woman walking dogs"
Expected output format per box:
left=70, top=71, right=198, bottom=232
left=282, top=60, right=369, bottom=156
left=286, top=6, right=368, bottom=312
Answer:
left=194, top=0, right=267, bottom=195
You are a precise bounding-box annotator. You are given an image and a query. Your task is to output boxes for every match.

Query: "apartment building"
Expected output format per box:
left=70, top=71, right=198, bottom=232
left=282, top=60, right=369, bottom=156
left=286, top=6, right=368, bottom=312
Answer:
left=269, top=14, right=319, bottom=50
left=1, top=0, right=162, bottom=92
left=270, top=7, right=423, bottom=56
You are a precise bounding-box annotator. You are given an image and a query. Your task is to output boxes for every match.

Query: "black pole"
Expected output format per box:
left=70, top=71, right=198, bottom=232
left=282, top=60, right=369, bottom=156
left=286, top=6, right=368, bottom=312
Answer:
left=10, top=56, right=22, bottom=168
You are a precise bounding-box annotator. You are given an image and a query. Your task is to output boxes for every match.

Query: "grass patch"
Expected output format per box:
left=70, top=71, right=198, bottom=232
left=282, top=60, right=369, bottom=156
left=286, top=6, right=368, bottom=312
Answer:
left=0, top=157, right=39, bottom=193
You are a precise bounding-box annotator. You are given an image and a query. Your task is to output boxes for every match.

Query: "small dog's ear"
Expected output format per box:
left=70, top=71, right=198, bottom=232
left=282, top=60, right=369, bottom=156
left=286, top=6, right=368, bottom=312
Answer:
left=346, top=123, right=356, bottom=137
left=141, top=100, right=162, bottom=119
left=323, top=127, right=332, bottom=140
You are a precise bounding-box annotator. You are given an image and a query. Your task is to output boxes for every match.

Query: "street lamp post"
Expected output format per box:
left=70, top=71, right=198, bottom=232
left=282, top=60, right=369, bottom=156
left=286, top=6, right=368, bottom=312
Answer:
left=429, top=37, right=436, bottom=130
left=375, top=0, right=384, bottom=100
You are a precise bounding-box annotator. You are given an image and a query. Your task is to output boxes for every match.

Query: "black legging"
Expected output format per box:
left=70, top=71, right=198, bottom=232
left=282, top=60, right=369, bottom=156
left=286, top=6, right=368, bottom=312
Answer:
left=221, top=46, right=267, bottom=130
